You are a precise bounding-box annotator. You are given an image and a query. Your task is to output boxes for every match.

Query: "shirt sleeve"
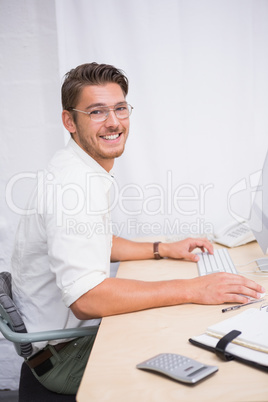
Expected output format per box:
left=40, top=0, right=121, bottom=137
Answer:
left=44, top=166, right=113, bottom=307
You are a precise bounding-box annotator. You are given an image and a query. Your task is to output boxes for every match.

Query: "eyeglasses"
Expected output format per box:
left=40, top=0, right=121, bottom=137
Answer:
left=72, top=103, right=133, bottom=122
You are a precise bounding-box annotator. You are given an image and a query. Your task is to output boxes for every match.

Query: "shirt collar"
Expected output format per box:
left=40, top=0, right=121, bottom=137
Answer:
left=67, top=138, right=114, bottom=190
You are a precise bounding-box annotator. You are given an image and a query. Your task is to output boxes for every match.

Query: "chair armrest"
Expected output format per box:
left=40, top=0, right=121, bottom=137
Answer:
left=0, top=316, right=99, bottom=344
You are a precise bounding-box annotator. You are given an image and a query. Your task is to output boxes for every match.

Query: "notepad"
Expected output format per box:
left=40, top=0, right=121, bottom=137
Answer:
left=206, top=308, right=268, bottom=354
left=189, top=308, right=268, bottom=369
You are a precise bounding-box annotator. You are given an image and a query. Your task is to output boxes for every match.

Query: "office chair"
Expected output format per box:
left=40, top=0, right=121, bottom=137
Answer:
left=0, top=271, right=99, bottom=402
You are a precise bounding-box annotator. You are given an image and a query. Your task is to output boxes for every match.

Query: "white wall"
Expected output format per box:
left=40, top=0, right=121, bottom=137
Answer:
left=1, top=0, right=268, bottom=390
left=0, top=0, right=63, bottom=390
left=56, top=0, right=268, bottom=241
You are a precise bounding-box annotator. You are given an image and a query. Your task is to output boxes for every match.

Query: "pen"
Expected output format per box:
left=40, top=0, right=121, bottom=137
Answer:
left=222, top=298, right=264, bottom=313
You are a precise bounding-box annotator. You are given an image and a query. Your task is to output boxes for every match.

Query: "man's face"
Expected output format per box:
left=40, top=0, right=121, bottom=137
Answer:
left=65, top=83, right=130, bottom=171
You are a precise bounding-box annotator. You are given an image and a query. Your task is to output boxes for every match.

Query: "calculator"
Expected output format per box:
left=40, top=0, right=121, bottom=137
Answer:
left=136, top=353, right=218, bottom=384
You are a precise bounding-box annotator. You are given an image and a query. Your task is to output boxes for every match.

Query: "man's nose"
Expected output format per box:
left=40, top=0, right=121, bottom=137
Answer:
left=104, top=110, right=120, bottom=126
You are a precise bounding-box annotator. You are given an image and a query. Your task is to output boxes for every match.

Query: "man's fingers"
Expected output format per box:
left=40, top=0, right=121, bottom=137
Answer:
left=188, top=238, right=214, bottom=254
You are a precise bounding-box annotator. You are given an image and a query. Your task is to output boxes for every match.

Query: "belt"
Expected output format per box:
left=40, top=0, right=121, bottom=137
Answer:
left=26, top=340, right=73, bottom=376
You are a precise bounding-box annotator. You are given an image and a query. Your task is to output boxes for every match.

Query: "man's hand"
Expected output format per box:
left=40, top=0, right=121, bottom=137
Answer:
left=159, top=237, right=214, bottom=262
left=187, top=272, right=266, bottom=305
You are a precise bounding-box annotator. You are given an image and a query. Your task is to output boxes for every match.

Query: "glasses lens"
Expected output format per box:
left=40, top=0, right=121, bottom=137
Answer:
left=89, top=108, right=107, bottom=121
left=115, top=104, right=132, bottom=119
left=89, top=104, right=133, bottom=121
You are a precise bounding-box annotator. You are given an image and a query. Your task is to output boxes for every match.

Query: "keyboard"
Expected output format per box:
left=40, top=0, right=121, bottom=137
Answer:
left=197, top=248, right=238, bottom=276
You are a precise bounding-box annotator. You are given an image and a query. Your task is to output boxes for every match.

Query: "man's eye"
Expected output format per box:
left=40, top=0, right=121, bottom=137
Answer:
left=116, top=106, right=127, bottom=112
left=90, top=109, right=105, bottom=115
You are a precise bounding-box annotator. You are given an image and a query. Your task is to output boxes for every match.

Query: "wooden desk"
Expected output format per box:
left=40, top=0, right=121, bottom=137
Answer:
left=77, top=242, right=268, bottom=402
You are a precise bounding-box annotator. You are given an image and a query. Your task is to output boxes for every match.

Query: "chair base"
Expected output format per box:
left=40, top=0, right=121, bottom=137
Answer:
left=19, top=362, right=76, bottom=402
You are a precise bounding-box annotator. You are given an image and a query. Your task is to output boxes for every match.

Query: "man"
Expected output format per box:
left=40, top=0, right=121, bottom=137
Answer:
left=11, top=63, right=265, bottom=395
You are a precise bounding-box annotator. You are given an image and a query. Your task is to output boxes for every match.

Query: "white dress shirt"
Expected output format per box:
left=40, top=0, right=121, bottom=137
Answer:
left=11, top=139, right=114, bottom=353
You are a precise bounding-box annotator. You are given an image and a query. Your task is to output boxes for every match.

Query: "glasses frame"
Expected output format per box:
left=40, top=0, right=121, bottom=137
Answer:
left=71, top=103, right=133, bottom=122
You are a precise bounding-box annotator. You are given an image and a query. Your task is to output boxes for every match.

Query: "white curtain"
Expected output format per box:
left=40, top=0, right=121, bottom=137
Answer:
left=55, top=0, right=268, bottom=240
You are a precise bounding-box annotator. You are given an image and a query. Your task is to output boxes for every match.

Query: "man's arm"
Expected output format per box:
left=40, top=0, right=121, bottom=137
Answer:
left=71, top=273, right=265, bottom=320
left=110, top=236, right=214, bottom=262
left=70, top=237, right=265, bottom=320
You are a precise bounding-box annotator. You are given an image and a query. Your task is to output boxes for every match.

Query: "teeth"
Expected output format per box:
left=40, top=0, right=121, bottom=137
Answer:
left=102, top=134, right=119, bottom=140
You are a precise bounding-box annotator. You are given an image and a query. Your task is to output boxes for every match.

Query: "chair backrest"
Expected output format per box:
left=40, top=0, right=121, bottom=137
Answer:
left=0, top=271, right=33, bottom=357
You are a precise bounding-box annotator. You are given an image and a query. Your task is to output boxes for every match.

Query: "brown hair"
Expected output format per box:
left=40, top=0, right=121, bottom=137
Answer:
left=61, top=62, right=129, bottom=111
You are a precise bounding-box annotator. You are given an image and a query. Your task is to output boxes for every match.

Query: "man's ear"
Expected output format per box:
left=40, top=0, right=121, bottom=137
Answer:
left=62, top=110, right=76, bottom=134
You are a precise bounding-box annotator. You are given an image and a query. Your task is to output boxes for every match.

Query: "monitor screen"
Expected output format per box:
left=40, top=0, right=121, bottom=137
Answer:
left=248, top=150, right=268, bottom=255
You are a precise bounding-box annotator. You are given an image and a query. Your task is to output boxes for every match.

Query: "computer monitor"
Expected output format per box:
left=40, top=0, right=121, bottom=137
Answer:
left=248, top=150, right=268, bottom=271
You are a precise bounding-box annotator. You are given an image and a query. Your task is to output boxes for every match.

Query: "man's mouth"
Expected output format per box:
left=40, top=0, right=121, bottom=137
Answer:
left=100, top=133, right=121, bottom=140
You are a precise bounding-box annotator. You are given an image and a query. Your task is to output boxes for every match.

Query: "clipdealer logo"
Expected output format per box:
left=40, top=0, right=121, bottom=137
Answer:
left=65, top=217, right=214, bottom=239
left=5, top=170, right=215, bottom=235
left=227, top=168, right=263, bottom=232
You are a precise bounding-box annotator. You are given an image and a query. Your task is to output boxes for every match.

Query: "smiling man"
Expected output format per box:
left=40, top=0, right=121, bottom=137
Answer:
left=11, top=63, right=265, bottom=396
left=63, top=82, right=130, bottom=169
